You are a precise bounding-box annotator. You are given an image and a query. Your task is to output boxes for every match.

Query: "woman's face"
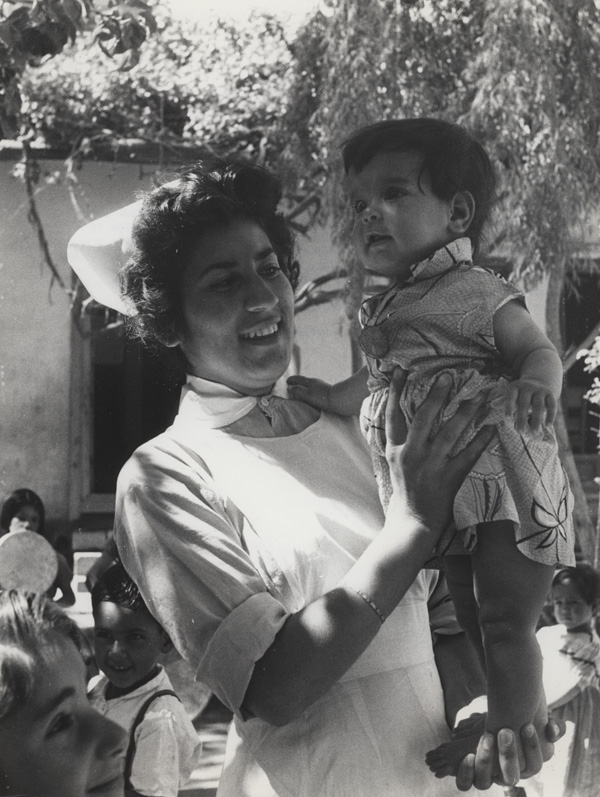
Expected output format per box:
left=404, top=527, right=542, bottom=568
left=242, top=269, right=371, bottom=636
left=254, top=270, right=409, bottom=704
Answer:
left=172, top=218, right=295, bottom=395
left=0, top=636, right=126, bottom=797
left=8, top=504, right=40, bottom=534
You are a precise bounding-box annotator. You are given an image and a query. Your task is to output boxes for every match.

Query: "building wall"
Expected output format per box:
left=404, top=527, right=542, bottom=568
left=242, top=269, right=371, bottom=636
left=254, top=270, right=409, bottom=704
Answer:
left=0, top=156, right=351, bottom=528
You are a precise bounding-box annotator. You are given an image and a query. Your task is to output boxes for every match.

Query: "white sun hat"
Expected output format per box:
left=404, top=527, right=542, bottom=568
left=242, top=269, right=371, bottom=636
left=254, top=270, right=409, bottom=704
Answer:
left=67, top=199, right=143, bottom=315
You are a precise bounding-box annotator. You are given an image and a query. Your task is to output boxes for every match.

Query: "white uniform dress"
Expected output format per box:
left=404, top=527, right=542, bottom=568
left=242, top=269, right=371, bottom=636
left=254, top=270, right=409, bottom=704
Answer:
left=115, top=376, right=500, bottom=797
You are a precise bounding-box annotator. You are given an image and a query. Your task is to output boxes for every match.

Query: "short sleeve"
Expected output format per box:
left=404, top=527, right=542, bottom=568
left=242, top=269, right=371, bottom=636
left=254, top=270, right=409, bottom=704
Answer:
left=130, top=706, right=201, bottom=797
left=451, top=267, right=525, bottom=350
left=115, top=437, right=289, bottom=717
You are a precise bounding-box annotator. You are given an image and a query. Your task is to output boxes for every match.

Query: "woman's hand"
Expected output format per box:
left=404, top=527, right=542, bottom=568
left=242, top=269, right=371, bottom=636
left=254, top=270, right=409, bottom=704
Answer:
left=386, top=368, right=495, bottom=536
left=455, top=719, right=565, bottom=791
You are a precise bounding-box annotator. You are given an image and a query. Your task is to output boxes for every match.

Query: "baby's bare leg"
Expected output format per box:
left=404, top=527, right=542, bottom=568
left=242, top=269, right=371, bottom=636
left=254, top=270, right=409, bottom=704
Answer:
left=426, top=522, right=554, bottom=779
left=475, top=522, right=552, bottom=754
left=444, top=554, right=484, bottom=668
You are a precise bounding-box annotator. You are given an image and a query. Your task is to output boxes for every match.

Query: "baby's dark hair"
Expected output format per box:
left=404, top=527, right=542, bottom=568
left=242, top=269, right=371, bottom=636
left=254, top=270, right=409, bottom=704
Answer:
left=121, top=158, right=300, bottom=351
left=342, top=118, right=496, bottom=257
left=91, top=560, right=149, bottom=617
left=552, top=563, right=600, bottom=607
left=0, top=488, right=45, bottom=536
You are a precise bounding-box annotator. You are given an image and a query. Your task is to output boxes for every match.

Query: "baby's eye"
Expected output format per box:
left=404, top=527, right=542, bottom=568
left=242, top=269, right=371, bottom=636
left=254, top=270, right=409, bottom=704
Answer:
left=352, top=199, right=367, bottom=214
left=384, top=186, right=406, bottom=200
left=47, top=712, right=74, bottom=737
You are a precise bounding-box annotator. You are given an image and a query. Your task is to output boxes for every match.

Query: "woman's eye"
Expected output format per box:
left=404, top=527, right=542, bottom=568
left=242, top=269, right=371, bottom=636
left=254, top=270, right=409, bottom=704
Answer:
left=208, top=276, right=237, bottom=291
left=261, top=263, right=282, bottom=279
left=47, top=712, right=74, bottom=737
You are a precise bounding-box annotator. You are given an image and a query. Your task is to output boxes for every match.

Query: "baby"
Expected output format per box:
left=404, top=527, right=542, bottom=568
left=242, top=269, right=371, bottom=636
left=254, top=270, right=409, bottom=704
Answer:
left=289, top=117, right=575, bottom=774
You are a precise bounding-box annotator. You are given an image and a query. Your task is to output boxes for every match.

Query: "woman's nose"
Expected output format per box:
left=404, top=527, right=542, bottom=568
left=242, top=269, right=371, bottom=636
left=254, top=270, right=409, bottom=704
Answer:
left=361, top=204, right=381, bottom=223
left=244, top=275, right=278, bottom=312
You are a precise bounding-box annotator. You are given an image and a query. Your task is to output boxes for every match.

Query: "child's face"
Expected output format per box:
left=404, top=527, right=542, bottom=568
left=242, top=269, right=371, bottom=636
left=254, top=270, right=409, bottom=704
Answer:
left=93, top=601, right=171, bottom=690
left=0, top=636, right=126, bottom=797
left=347, top=150, right=457, bottom=281
left=552, top=578, right=596, bottom=633
left=8, top=504, right=40, bottom=534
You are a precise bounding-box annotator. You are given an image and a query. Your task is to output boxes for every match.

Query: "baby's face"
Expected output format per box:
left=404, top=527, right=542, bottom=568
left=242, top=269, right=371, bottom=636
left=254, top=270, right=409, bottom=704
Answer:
left=347, top=150, right=456, bottom=282
left=0, top=636, right=126, bottom=797
left=93, top=601, right=171, bottom=690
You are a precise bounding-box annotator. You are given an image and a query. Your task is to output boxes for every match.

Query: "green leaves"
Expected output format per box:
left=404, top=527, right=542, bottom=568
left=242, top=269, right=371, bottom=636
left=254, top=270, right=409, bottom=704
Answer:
left=0, top=0, right=156, bottom=137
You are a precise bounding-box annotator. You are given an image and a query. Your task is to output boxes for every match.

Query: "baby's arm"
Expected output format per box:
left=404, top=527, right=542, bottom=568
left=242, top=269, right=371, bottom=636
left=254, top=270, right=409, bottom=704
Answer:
left=287, top=365, right=370, bottom=416
left=493, top=300, right=563, bottom=434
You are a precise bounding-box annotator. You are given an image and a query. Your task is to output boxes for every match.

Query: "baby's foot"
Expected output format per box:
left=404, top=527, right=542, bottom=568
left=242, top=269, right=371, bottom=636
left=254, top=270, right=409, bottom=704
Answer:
left=425, top=732, right=485, bottom=778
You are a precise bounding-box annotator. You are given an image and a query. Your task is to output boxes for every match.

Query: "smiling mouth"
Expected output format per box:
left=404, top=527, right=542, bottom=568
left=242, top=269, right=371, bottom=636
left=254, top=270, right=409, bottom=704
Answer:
left=366, top=232, right=391, bottom=247
left=240, top=321, right=280, bottom=340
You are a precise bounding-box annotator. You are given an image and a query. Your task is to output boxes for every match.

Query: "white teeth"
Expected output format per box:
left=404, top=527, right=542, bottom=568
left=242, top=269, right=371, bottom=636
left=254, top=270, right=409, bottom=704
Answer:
left=242, top=322, right=279, bottom=339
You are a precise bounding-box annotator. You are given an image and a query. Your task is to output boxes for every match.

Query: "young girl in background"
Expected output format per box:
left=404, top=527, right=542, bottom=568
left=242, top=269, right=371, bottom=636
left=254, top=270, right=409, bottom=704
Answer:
left=0, top=488, right=75, bottom=607
left=0, top=589, right=126, bottom=796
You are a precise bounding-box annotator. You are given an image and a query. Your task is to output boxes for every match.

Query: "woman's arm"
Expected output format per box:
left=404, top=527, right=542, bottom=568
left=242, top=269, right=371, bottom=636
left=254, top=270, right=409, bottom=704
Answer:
left=243, top=371, right=495, bottom=725
left=493, top=300, right=563, bottom=434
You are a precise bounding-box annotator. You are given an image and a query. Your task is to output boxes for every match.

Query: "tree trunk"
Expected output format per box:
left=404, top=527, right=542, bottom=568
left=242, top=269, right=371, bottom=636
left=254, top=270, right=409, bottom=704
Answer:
left=545, top=257, right=596, bottom=561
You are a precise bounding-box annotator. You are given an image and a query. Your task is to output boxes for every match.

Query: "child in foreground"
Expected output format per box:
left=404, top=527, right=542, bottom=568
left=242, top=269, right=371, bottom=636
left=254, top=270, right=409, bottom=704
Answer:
left=89, top=561, right=201, bottom=797
left=0, top=589, right=126, bottom=797
left=527, top=563, right=600, bottom=796
left=288, top=118, right=575, bottom=774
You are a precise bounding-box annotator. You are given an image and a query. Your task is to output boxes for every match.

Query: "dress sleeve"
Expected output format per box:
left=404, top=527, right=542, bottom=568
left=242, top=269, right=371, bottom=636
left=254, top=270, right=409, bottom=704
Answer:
left=451, top=267, right=526, bottom=350
left=115, top=439, right=289, bottom=718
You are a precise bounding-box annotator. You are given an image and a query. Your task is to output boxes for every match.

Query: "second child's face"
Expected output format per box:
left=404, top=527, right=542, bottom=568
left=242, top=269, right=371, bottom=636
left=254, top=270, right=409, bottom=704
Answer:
left=552, top=578, right=596, bottom=633
left=93, top=602, right=171, bottom=690
left=348, top=150, right=456, bottom=282
left=8, top=504, right=40, bottom=534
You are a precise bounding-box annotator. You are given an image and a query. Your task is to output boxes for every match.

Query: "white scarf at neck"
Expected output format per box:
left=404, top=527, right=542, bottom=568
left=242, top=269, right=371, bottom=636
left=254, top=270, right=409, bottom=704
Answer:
left=180, top=374, right=289, bottom=429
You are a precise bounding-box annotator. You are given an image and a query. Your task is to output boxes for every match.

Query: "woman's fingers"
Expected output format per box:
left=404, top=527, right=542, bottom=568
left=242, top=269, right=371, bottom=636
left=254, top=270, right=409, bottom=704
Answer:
left=384, top=367, right=409, bottom=447
left=496, top=729, right=521, bottom=788
left=403, top=372, right=452, bottom=447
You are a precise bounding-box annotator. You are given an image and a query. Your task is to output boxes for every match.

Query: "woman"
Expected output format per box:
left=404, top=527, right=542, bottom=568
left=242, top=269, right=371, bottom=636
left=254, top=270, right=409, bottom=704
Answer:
left=68, top=160, right=558, bottom=796
left=0, top=487, right=76, bottom=607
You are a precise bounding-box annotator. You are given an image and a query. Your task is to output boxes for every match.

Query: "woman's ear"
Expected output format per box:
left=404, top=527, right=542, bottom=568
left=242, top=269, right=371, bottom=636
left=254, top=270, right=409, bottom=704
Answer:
left=449, top=191, right=476, bottom=235
left=156, top=323, right=181, bottom=349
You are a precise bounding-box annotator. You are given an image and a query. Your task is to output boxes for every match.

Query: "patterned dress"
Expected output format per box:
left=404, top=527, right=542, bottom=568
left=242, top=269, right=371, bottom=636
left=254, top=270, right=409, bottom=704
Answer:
left=359, top=237, right=574, bottom=568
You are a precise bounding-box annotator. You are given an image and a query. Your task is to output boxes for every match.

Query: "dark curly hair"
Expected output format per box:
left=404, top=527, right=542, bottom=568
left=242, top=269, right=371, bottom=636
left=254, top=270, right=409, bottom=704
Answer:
left=342, top=118, right=497, bottom=258
left=121, top=159, right=300, bottom=350
left=0, top=488, right=45, bottom=537
left=91, top=560, right=154, bottom=620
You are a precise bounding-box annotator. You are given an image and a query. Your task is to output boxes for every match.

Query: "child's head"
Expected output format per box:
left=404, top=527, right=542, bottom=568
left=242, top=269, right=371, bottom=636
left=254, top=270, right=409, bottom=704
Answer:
left=91, top=561, right=172, bottom=691
left=551, top=563, right=600, bottom=633
left=0, top=488, right=45, bottom=536
left=342, top=118, right=496, bottom=280
left=0, top=590, right=126, bottom=797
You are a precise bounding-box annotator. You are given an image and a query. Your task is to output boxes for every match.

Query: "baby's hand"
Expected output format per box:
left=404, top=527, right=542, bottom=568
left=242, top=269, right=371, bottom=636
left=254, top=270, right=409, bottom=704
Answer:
left=287, top=375, right=334, bottom=411
left=504, top=379, right=557, bottom=435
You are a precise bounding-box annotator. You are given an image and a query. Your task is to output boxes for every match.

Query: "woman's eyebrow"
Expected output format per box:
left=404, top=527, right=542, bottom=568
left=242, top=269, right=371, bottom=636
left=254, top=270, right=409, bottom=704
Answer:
left=202, top=248, right=276, bottom=274
left=35, top=686, right=76, bottom=720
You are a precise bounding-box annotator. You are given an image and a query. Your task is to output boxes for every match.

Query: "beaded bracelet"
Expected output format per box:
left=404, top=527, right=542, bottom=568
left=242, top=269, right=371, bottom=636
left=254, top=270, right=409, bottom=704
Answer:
left=347, top=585, right=386, bottom=624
